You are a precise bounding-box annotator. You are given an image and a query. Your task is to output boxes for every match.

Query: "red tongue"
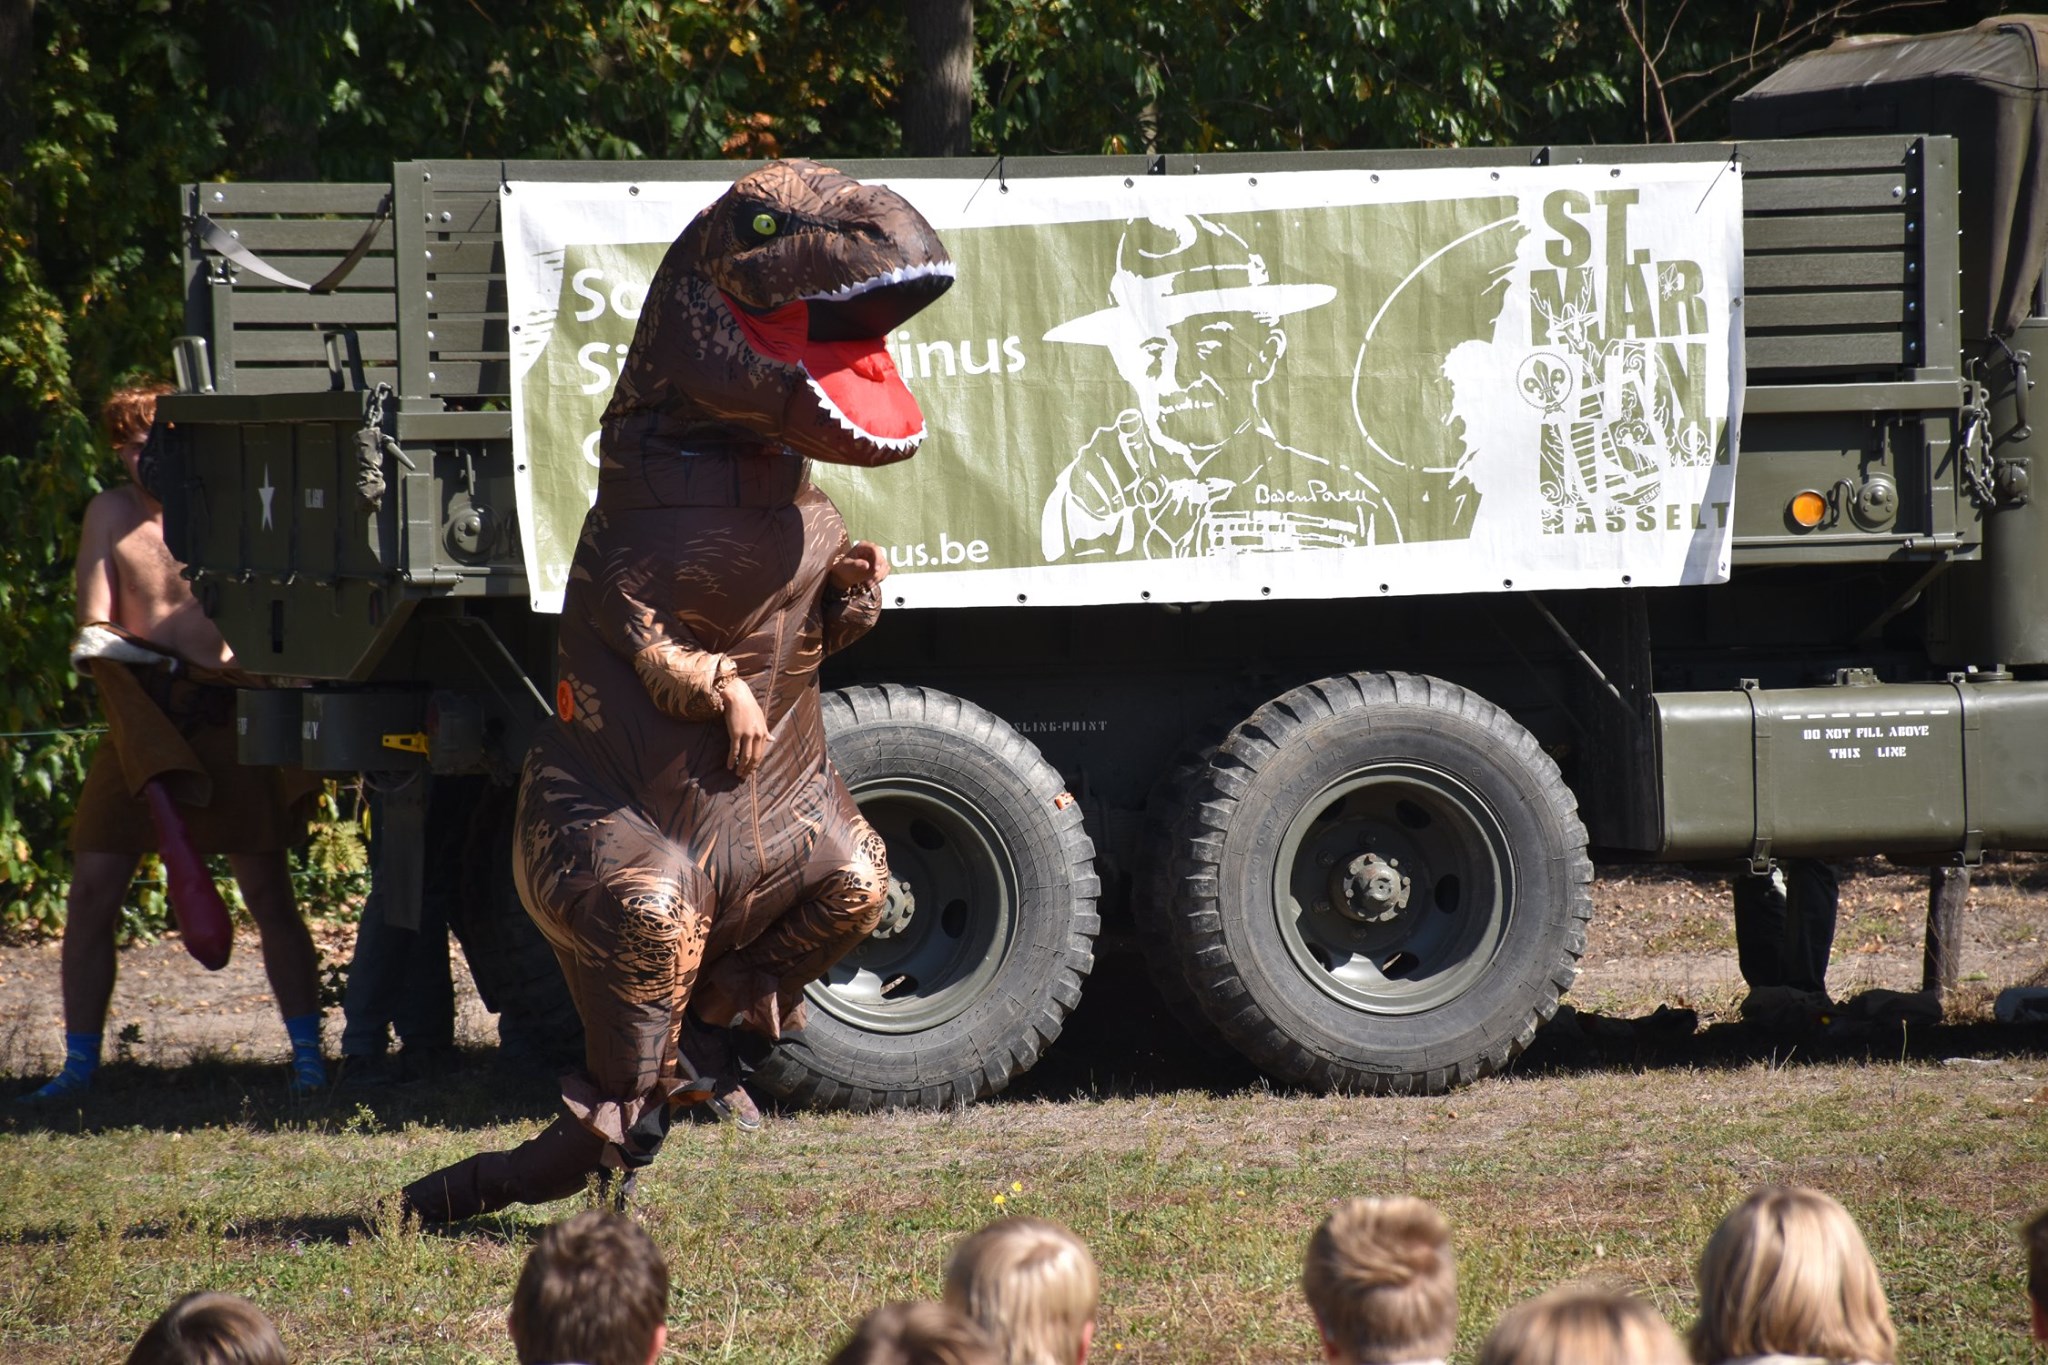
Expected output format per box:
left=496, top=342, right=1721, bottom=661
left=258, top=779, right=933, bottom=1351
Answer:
left=803, top=336, right=924, bottom=442
left=726, top=294, right=924, bottom=444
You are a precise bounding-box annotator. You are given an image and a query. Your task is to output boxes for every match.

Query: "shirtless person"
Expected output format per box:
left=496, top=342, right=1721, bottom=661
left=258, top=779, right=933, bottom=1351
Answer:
left=21, top=383, right=325, bottom=1102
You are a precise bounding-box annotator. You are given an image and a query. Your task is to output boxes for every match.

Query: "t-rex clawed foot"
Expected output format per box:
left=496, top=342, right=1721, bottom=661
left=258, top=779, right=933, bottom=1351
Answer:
left=399, top=1113, right=606, bottom=1224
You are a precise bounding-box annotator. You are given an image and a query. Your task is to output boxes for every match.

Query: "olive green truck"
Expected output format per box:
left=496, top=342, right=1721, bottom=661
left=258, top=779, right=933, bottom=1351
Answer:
left=154, top=22, right=2048, bottom=1105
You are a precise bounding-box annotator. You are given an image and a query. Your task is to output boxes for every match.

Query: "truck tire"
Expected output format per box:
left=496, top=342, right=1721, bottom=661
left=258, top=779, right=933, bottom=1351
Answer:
left=1168, top=672, right=1590, bottom=1094
left=1131, top=729, right=1240, bottom=1058
left=752, top=685, right=1100, bottom=1110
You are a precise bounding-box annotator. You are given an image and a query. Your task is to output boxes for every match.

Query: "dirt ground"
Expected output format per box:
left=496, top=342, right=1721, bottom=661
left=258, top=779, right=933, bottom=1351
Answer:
left=1, top=855, right=2044, bottom=1084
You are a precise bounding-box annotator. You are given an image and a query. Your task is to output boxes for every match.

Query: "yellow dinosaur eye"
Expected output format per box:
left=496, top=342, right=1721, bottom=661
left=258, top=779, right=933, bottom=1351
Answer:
left=752, top=212, right=778, bottom=236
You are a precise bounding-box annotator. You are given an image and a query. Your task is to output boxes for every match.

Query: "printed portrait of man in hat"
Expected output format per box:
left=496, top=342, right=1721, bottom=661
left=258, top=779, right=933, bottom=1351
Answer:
left=1038, top=214, right=1387, bottom=561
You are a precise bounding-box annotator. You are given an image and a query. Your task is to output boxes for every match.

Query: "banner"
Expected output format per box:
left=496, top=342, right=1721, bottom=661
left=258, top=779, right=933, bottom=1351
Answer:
left=505, top=163, right=1744, bottom=613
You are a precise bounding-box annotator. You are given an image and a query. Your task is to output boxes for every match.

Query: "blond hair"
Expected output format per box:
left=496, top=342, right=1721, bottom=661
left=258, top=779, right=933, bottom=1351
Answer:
left=830, top=1301, right=1004, bottom=1365
left=943, top=1217, right=1099, bottom=1365
left=1302, top=1196, right=1457, bottom=1364
left=1477, top=1286, right=1687, bottom=1365
left=1691, top=1186, right=1897, bottom=1365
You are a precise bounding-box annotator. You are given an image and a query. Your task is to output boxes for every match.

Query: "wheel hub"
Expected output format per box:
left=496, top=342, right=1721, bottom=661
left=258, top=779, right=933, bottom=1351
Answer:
left=871, top=875, right=916, bottom=939
left=1331, top=852, right=1409, bottom=923
left=810, top=778, right=1017, bottom=1035
left=1275, top=762, right=1512, bottom=1015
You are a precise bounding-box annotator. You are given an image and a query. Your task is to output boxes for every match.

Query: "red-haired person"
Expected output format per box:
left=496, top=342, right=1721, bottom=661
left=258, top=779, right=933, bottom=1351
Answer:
left=21, top=384, right=324, bottom=1103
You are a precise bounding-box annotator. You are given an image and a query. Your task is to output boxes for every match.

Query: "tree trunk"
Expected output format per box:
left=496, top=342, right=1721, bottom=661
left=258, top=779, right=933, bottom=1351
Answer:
left=0, top=0, right=34, bottom=183
left=901, top=0, right=973, bottom=157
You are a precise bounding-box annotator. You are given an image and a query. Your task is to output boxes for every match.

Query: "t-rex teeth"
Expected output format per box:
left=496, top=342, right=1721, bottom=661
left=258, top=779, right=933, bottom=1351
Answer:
left=806, top=261, right=959, bottom=305
left=803, top=373, right=926, bottom=452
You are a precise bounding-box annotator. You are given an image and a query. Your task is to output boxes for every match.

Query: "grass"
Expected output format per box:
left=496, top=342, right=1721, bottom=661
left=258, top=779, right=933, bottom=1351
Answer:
left=3, top=1035, right=2046, bottom=1363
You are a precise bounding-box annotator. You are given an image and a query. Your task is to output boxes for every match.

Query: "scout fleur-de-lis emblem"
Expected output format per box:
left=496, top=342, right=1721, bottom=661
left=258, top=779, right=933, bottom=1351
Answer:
left=1517, top=353, right=1573, bottom=414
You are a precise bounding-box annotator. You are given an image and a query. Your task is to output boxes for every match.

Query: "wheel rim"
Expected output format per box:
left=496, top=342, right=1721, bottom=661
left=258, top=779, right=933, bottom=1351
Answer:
left=810, top=777, right=1017, bottom=1034
left=1271, top=761, right=1513, bottom=1014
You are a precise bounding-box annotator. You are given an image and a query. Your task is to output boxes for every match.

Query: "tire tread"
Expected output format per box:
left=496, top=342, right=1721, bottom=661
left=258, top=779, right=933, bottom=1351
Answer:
left=1165, top=670, right=1591, bottom=1096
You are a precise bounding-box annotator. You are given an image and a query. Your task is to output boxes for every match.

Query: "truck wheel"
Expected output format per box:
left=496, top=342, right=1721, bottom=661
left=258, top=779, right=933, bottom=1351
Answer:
left=752, top=685, right=1100, bottom=1110
left=1131, top=728, right=1240, bottom=1058
left=1169, top=672, right=1590, bottom=1094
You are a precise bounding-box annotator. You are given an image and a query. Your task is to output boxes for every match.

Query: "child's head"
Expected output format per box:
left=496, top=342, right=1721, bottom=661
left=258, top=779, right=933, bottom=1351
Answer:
left=2023, top=1207, right=2048, bottom=1342
left=943, top=1216, right=1099, bottom=1365
left=125, top=1292, right=287, bottom=1365
left=104, top=382, right=172, bottom=448
left=829, top=1301, right=1003, bottom=1365
left=1476, top=1287, right=1686, bottom=1365
left=1302, top=1196, right=1457, bottom=1365
left=1691, top=1185, right=1896, bottom=1365
left=509, top=1210, right=670, bottom=1365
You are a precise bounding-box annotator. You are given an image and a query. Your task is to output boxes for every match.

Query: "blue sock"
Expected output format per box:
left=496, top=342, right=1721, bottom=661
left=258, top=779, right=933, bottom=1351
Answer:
left=22, top=1032, right=102, bottom=1102
left=283, top=1014, right=326, bottom=1091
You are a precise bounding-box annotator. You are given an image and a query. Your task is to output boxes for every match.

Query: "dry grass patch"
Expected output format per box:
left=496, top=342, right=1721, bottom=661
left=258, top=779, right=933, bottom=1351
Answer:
left=2, top=1053, right=2045, bottom=1362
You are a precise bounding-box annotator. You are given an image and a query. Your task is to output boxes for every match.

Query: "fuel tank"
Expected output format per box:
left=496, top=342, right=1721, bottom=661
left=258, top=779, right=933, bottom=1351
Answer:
left=1654, top=672, right=2048, bottom=860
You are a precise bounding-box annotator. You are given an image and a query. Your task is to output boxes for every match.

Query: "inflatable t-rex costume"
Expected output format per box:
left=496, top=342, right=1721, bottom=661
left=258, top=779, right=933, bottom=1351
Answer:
left=403, top=161, right=952, bottom=1221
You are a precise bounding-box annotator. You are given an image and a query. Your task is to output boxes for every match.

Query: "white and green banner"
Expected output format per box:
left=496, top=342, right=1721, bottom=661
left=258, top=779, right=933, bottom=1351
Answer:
left=505, top=163, right=1743, bottom=614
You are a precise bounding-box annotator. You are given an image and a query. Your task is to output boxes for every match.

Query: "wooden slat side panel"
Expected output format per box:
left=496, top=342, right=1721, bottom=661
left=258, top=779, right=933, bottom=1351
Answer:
left=227, top=366, right=400, bottom=395
left=233, top=331, right=400, bottom=363
left=420, top=240, right=501, bottom=276
left=1745, top=214, right=1906, bottom=250
left=1745, top=251, right=1908, bottom=289
left=1745, top=291, right=1905, bottom=328
left=233, top=294, right=399, bottom=325
left=419, top=280, right=507, bottom=312
left=1748, top=333, right=1906, bottom=370
left=189, top=183, right=390, bottom=214
left=231, top=361, right=487, bottom=392
left=424, top=317, right=508, bottom=352
left=216, top=258, right=399, bottom=290
left=1736, top=137, right=1925, bottom=174
left=207, top=220, right=396, bottom=252
left=1743, top=170, right=1910, bottom=211
left=410, top=361, right=487, bottom=392
left=1735, top=139, right=1922, bottom=384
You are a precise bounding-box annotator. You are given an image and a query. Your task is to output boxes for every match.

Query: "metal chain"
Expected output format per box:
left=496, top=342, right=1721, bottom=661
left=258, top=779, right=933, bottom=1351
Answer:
left=364, top=381, right=392, bottom=432
left=1959, top=383, right=1998, bottom=508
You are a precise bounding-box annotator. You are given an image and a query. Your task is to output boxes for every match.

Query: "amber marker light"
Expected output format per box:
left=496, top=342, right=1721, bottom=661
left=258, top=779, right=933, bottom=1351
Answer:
left=1790, top=489, right=1829, bottom=528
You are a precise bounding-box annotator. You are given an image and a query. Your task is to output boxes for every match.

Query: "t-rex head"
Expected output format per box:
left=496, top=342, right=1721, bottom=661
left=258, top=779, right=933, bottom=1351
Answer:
left=605, top=159, right=954, bottom=467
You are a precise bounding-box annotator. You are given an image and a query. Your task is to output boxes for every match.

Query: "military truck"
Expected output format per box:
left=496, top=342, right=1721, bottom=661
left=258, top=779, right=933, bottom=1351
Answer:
left=155, top=20, right=2048, bottom=1107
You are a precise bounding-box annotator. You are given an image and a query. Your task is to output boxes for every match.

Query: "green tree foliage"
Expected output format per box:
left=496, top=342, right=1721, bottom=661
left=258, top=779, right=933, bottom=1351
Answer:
left=317, top=1, right=908, bottom=169
left=0, top=0, right=2009, bottom=932
left=1, top=4, right=223, bottom=929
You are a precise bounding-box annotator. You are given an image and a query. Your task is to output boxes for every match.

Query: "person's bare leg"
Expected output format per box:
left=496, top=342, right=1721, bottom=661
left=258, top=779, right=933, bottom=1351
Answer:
left=231, top=851, right=325, bottom=1089
left=20, top=851, right=140, bottom=1100
left=230, top=851, right=318, bottom=1018
left=60, top=852, right=141, bottom=1035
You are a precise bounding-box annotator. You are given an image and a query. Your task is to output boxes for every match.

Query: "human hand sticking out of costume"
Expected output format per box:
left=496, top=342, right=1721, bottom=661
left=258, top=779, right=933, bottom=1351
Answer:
left=829, top=541, right=891, bottom=592
left=723, top=675, right=771, bottom=778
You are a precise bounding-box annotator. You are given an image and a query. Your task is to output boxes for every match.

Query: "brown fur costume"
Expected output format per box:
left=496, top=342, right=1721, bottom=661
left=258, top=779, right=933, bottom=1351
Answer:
left=403, top=161, right=952, bottom=1221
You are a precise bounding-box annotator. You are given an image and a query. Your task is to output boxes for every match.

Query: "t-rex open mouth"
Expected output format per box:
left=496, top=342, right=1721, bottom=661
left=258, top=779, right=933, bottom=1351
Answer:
left=725, top=262, right=958, bottom=454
